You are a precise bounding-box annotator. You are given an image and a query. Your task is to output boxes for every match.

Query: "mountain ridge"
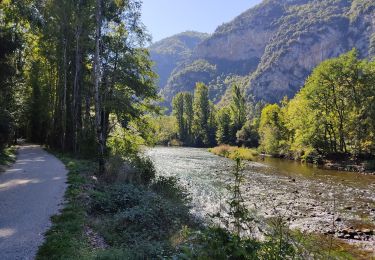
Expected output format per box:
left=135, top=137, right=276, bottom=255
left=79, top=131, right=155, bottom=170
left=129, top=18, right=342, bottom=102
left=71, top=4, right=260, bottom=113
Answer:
left=149, top=0, right=375, bottom=107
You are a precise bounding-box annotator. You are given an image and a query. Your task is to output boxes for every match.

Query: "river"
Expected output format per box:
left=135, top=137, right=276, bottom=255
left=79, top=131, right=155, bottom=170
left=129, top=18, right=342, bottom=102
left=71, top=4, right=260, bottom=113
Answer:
left=145, top=146, right=375, bottom=253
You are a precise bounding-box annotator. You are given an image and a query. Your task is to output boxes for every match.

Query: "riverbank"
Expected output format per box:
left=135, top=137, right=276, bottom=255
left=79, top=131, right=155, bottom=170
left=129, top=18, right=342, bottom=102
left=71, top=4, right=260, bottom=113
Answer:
left=208, top=145, right=375, bottom=175
left=147, top=147, right=375, bottom=258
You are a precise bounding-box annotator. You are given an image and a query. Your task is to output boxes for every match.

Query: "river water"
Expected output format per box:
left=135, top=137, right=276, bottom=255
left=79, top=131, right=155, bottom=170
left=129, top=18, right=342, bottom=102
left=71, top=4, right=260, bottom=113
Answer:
left=145, top=146, right=375, bottom=252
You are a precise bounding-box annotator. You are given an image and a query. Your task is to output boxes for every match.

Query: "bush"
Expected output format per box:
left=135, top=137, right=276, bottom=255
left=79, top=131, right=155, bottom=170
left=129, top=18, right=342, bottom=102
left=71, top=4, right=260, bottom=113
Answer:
left=0, top=109, right=13, bottom=149
left=177, top=227, right=261, bottom=259
left=236, top=120, right=259, bottom=148
left=90, top=177, right=193, bottom=258
left=104, top=153, right=156, bottom=185
left=209, top=145, right=258, bottom=161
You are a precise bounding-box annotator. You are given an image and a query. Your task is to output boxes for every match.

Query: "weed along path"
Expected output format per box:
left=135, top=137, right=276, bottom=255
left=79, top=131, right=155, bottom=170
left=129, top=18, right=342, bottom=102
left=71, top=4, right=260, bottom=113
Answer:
left=0, top=145, right=67, bottom=260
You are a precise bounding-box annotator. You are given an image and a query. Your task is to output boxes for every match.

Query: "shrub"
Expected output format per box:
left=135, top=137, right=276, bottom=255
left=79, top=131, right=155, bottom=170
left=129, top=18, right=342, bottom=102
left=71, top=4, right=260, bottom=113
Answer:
left=90, top=177, right=193, bottom=258
left=209, top=145, right=258, bottom=161
left=177, top=227, right=261, bottom=259
left=0, top=109, right=13, bottom=149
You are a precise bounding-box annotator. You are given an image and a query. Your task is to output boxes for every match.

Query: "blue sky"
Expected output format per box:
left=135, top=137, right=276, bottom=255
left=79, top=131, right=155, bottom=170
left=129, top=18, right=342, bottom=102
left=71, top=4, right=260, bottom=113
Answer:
left=141, top=0, right=262, bottom=43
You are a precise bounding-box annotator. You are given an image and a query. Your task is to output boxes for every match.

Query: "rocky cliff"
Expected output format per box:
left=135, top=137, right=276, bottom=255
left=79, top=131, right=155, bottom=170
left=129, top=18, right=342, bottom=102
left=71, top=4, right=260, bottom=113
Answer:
left=150, top=0, right=375, bottom=106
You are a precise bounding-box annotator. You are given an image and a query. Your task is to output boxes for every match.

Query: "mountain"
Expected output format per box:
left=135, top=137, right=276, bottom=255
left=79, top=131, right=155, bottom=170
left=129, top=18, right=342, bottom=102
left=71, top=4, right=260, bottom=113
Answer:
left=150, top=0, right=375, bottom=107
left=149, top=31, right=209, bottom=89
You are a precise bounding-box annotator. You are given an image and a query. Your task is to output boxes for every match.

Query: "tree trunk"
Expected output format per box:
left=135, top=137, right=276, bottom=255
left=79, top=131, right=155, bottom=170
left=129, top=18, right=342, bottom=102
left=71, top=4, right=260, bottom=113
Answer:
left=73, top=0, right=83, bottom=154
left=62, top=37, right=67, bottom=152
left=94, top=0, right=105, bottom=174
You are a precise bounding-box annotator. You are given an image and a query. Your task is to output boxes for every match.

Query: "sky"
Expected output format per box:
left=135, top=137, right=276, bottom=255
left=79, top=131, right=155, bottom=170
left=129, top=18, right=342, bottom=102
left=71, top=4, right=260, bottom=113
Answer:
left=141, top=0, right=262, bottom=43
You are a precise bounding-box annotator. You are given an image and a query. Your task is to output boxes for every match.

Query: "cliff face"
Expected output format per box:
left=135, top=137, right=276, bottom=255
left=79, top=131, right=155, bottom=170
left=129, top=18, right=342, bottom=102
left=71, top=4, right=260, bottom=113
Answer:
left=151, top=0, right=375, bottom=106
left=249, top=0, right=375, bottom=102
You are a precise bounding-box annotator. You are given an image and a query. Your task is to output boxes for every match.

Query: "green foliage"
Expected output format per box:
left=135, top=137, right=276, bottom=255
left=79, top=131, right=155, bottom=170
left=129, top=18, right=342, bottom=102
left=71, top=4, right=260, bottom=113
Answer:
left=254, top=49, right=375, bottom=160
left=285, top=49, right=375, bottom=156
left=161, top=59, right=217, bottom=106
left=149, top=31, right=209, bottom=88
left=170, top=82, right=248, bottom=147
left=0, top=110, right=13, bottom=149
left=236, top=120, right=259, bottom=148
left=148, top=115, right=177, bottom=145
left=259, top=104, right=288, bottom=155
left=91, top=177, right=193, bottom=258
left=230, top=84, right=247, bottom=135
left=193, top=82, right=212, bottom=146
left=172, top=92, right=195, bottom=145
left=216, top=107, right=232, bottom=145
left=0, top=19, right=23, bottom=148
left=177, top=227, right=261, bottom=259
left=1, top=0, right=159, bottom=166
left=209, top=145, right=258, bottom=162
left=0, top=146, right=17, bottom=168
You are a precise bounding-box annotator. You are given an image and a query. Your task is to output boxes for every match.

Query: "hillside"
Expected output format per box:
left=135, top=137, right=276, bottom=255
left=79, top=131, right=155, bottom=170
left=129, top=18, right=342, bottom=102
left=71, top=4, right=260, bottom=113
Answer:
left=151, top=0, right=375, bottom=106
left=149, top=31, right=209, bottom=89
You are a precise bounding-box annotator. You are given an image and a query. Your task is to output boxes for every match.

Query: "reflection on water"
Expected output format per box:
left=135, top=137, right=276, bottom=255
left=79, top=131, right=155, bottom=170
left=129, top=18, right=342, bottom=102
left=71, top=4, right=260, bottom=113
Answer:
left=145, top=147, right=375, bottom=231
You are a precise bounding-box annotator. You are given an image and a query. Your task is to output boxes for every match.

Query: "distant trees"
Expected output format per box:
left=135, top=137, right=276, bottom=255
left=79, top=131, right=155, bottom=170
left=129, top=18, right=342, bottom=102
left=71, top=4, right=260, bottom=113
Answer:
left=284, top=49, right=375, bottom=157
left=259, top=104, right=287, bottom=155
left=172, top=92, right=194, bottom=143
left=236, top=120, right=259, bottom=148
left=258, top=49, right=375, bottom=159
left=172, top=83, right=214, bottom=146
left=172, top=93, right=186, bottom=141
left=193, top=83, right=211, bottom=146
left=230, top=85, right=247, bottom=135
left=171, top=84, right=250, bottom=147
left=216, top=107, right=232, bottom=144
left=170, top=49, right=375, bottom=160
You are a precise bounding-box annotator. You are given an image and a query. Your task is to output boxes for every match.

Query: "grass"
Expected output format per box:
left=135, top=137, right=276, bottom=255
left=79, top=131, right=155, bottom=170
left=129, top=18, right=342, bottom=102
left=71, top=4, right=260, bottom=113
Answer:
left=36, top=154, right=97, bottom=259
left=0, top=146, right=17, bottom=170
left=209, top=145, right=258, bottom=161
left=37, top=152, right=197, bottom=259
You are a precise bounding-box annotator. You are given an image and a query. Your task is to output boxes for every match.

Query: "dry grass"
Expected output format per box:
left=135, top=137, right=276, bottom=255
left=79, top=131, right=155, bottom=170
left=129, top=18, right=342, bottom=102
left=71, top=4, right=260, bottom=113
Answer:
left=209, top=145, right=258, bottom=161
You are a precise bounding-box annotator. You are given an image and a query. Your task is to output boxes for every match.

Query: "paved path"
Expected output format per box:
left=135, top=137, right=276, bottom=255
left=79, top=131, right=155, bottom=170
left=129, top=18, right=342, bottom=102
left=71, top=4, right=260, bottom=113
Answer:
left=0, top=145, right=67, bottom=259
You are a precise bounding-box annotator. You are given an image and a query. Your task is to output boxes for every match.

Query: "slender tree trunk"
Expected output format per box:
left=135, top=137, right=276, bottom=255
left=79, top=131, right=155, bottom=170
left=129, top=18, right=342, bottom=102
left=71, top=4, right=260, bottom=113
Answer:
left=94, top=0, right=105, bottom=174
left=73, top=0, right=83, bottom=154
left=62, top=37, right=67, bottom=152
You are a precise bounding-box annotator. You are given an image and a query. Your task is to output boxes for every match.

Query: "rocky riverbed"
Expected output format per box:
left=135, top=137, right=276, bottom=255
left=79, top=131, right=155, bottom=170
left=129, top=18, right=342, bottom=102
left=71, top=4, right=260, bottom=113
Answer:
left=146, top=147, right=375, bottom=256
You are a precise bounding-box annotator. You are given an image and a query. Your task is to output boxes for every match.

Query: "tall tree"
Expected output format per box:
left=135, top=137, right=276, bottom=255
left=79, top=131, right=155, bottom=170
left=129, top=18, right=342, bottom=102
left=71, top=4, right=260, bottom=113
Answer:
left=230, top=84, right=247, bottom=138
left=193, top=82, right=210, bottom=146
left=172, top=93, right=186, bottom=141
left=184, top=92, right=194, bottom=144
left=259, top=104, right=288, bottom=155
left=216, top=107, right=231, bottom=145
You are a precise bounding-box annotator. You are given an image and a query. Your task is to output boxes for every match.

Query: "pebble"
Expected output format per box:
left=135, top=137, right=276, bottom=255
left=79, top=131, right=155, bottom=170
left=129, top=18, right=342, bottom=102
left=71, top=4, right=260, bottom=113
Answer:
left=362, top=229, right=373, bottom=235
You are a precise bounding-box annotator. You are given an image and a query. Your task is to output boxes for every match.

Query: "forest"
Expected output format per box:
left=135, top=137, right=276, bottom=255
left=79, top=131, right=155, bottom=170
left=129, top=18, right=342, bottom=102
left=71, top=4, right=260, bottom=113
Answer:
left=0, top=0, right=159, bottom=174
left=161, top=50, right=375, bottom=169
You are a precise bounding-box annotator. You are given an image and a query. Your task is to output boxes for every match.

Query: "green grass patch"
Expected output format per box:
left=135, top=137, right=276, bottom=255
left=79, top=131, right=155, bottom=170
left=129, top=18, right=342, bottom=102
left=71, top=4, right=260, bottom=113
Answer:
left=0, top=146, right=17, bottom=170
left=36, top=153, right=97, bottom=260
left=209, top=145, right=258, bottom=161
